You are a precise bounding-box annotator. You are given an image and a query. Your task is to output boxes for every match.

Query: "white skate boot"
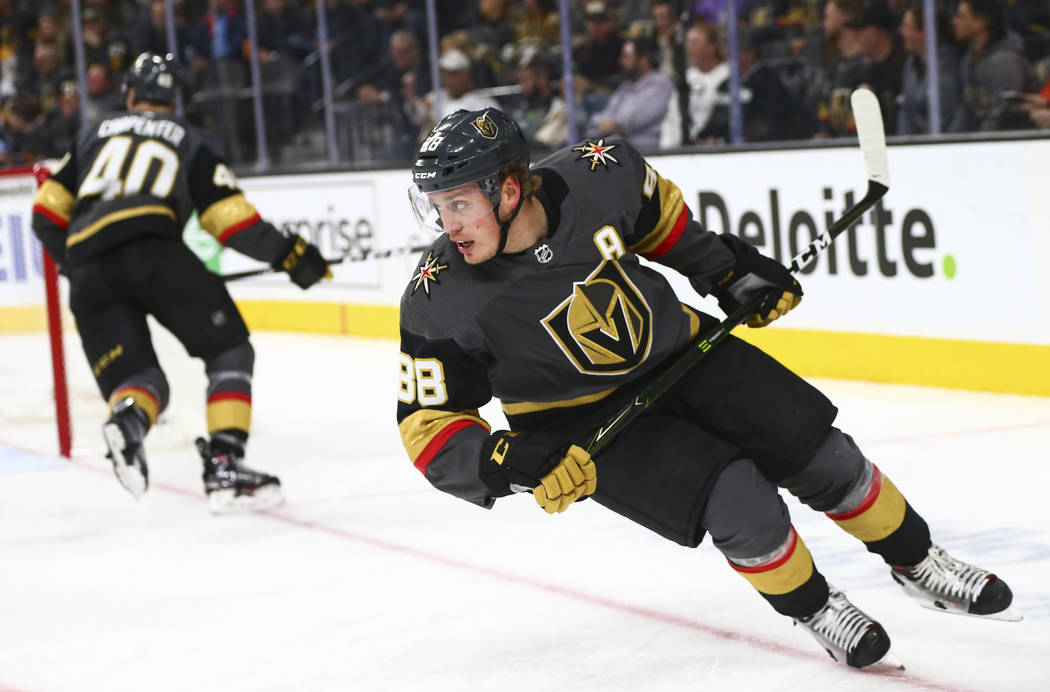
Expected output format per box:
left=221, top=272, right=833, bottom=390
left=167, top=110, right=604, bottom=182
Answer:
left=891, top=543, right=1021, bottom=621
left=795, top=587, right=901, bottom=669
left=102, top=397, right=150, bottom=500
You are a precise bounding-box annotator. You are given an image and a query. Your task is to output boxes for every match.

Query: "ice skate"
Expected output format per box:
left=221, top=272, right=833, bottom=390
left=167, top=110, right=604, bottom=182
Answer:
left=794, top=587, right=901, bottom=669
left=196, top=437, right=284, bottom=514
left=102, top=397, right=150, bottom=500
left=891, top=544, right=1022, bottom=621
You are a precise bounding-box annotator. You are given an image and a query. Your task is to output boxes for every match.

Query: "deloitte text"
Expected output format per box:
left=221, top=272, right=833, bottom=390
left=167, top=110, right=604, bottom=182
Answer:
left=698, top=188, right=939, bottom=278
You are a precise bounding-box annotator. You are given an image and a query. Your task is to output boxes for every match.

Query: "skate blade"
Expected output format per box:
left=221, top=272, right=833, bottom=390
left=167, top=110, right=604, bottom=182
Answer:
left=916, top=600, right=1023, bottom=622
left=103, top=422, right=147, bottom=500
left=208, top=485, right=285, bottom=515
left=975, top=604, right=1023, bottom=622
left=874, top=649, right=905, bottom=671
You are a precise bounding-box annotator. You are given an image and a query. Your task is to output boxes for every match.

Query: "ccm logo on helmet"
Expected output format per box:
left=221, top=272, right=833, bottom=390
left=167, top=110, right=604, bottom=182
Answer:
left=414, top=171, right=437, bottom=180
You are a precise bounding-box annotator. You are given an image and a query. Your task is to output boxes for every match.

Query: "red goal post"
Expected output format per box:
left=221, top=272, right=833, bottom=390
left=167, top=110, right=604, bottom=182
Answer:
left=0, top=163, right=71, bottom=457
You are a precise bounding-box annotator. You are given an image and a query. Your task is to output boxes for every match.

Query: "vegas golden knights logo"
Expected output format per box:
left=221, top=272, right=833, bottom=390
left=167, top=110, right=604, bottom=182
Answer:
left=472, top=114, right=498, bottom=139
left=542, top=260, right=652, bottom=374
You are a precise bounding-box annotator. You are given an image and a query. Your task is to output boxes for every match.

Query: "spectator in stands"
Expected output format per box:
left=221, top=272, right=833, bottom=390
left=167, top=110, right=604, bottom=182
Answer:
left=845, top=1, right=906, bottom=134
left=81, top=6, right=132, bottom=74
left=949, top=0, right=1039, bottom=131
left=510, top=54, right=569, bottom=151
left=256, top=0, right=312, bottom=62
left=406, top=49, right=500, bottom=133
left=896, top=0, right=962, bottom=134
left=660, top=20, right=728, bottom=148
left=518, top=0, right=560, bottom=45
left=32, top=10, right=68, bottom=67
left=363, top=28, right=432, bottom=108
left=695, top=27, right=797, bottom=143
left=1008, top=75, right=1050, bottom=128
left=588, top=33, right=673, bottom=150
left=42, top=78, right=80, bottom=158
left=133, top=0, right=192, bottom=63
left=1003, top=0, right=1050, bottom=64
left=314, top=0, right=382, bottom=88
left=468, top=0, right=518, bottom=86
left=651, top=0, right=687, bottom=87
left=84, top=62, right=123, bottom=122
left=0, top=94, right=49, bottom=162
left=188, top=0, right=246, bottom=82
left=371, top=0, right=435, bottom=48
left=17, top=42, right=74, bottom=114
left=574, top=0, right=625, bottom=112
left=354, top=29, right=431, bottom=159
left=817, top=0, right=870, bottom=136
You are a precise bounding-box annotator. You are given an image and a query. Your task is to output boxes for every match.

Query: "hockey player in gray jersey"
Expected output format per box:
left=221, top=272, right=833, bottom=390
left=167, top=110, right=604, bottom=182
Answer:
left=32, top=52, right=331, bottom=513
left=396, top=108, right=1019, bottom=668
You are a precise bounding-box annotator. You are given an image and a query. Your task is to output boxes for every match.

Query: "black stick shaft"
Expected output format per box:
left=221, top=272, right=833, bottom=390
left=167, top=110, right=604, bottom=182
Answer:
left=584, top=180, right=888, bottom=456
left=220, top=244, right=430, bottom=282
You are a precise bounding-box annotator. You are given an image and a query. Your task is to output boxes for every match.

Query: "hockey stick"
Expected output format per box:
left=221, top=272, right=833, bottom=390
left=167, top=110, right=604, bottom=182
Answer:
left=220, top=243, right=431, bottom=282
left=584, top=88, right=889, bottom=456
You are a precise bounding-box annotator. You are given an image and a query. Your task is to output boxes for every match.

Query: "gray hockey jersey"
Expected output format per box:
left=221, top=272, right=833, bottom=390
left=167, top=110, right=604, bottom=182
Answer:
left=397, top=136, right=736, bottom=506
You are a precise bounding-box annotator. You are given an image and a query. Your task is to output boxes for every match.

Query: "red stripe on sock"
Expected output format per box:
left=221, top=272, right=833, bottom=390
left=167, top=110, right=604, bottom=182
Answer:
left=730, top=528, right=798, bottom=574
left=207, top=391, right=252, bottom=404
left=826, top=466, right=883, bottom=521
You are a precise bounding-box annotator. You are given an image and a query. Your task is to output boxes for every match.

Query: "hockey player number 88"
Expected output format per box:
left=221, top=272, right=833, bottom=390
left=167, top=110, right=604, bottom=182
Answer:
left=398, top=353, right=449, bottom=406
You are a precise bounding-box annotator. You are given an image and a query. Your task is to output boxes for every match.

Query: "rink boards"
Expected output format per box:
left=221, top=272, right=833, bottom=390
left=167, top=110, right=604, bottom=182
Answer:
left=1, top=139, right=1048, bottom=395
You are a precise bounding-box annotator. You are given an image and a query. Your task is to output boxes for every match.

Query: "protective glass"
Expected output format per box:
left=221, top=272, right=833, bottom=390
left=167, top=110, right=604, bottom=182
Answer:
left=407, top=183, right=496, bottom=234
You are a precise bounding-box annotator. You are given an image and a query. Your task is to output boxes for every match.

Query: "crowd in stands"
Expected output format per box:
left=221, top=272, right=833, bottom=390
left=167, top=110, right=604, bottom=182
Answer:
left=2, top=0, right=1049, bottom=169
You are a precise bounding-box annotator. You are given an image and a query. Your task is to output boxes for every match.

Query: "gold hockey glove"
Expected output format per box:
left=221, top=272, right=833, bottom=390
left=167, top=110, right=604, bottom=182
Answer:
left=533, top=444, right=597, bottom=514
left=274, top=236, right=332, bottom=289
left=480, top=431, right=597, bottom=513
left=710, top=233, right=802, bottom=328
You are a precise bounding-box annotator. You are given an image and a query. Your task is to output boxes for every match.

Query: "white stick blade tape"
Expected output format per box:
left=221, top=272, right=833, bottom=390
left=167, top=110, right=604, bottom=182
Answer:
left=850, top=87, right=890, bottom=188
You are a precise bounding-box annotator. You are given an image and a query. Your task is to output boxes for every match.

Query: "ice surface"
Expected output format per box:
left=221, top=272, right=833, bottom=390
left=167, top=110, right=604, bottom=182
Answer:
left=1, top=332, right=1048, bottom=692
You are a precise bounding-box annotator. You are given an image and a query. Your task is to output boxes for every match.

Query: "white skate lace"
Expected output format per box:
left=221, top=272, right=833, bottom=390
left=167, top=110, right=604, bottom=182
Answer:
left=801, top=590, right=873, bottom=654
left=900, top=545, right=990, bottom=604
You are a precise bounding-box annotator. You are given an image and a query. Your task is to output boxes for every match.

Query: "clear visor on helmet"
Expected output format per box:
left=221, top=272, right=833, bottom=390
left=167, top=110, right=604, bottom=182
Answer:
left=407, top=181, right=498, bottom=234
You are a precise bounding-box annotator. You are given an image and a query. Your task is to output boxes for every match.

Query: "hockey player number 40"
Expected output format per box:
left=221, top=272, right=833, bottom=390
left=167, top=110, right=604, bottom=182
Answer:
left=78, top=135, right=181, bottom=201
left=398, top=354, right=449, bottom=406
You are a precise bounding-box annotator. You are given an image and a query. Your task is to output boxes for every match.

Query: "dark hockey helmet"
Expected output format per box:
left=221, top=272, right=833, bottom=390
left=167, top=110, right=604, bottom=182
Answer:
left=412, top=108, right=529, bottom=203
left=122, top=51, right=178, bottom=105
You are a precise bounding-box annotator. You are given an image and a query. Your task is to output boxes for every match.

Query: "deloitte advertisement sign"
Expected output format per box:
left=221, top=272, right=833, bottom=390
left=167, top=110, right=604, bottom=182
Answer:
left=651, top=140, right=1049, bottom=346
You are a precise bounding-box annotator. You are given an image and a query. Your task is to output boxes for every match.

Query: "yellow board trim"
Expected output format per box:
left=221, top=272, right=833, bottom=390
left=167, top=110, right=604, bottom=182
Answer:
left=236, top=301, right=401, bottom=339
left=67, top=205, right=176, bottom=248
left=736, top=326, right=1050, bottom=397
left=0, top=306, right=48, bottom=332
left=8, top=300, right=1048, bottom=397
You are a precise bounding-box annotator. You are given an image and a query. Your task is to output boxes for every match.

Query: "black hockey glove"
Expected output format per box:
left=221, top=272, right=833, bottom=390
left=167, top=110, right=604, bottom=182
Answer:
left=480, top=430, right=597, bottom=514
left=273, top=236, right=332, bottom=289
left=709, top=233, right=802, bottom=328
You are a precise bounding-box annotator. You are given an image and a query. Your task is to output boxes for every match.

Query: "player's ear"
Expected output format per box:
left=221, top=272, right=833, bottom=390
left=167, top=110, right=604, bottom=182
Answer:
left=500, top=174, right=521, bottom=207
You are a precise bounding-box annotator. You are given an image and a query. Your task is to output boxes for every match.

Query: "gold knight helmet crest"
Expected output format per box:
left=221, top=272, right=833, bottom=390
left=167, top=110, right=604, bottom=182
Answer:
left=472, top=113, right=498, bottom=139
